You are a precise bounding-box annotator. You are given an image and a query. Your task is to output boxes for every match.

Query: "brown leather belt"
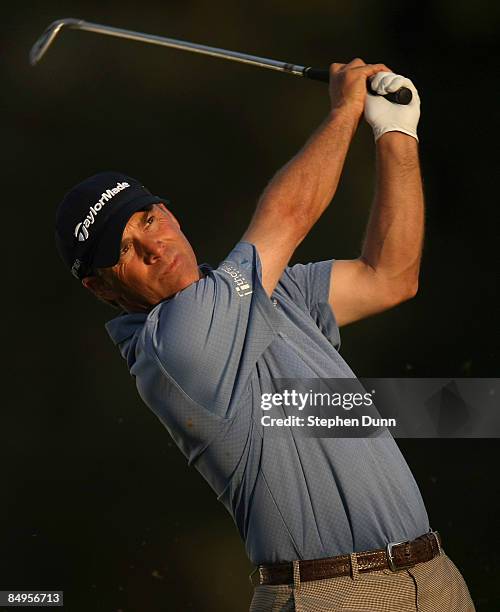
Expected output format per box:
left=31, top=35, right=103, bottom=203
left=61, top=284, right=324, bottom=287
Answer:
left=254, top=531, right=442, bottom=586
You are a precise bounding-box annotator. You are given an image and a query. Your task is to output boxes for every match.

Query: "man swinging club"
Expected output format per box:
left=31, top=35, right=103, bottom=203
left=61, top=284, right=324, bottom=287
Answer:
left=55, top=59, right=476, bottom=611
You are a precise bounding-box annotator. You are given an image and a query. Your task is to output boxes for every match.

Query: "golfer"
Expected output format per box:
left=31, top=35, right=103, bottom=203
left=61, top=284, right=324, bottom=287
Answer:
left=55, top=59, right=475, bottom=611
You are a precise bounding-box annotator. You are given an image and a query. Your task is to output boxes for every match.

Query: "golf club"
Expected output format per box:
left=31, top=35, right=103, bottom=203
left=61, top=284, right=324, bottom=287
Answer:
left=30, top=18, right=412, bottom=105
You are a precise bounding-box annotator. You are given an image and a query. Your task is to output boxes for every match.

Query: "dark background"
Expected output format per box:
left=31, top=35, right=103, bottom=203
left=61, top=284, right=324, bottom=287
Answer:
left=3, top=1, right=499, bottom=610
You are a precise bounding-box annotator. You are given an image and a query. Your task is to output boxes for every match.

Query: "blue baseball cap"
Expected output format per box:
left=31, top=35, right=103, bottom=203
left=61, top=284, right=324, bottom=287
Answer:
left=55, top=171, right=168, bottom=279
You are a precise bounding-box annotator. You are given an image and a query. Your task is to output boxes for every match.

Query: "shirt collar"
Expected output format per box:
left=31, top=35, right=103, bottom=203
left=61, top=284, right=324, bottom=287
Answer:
left=105, top=311, right=147, bottom=346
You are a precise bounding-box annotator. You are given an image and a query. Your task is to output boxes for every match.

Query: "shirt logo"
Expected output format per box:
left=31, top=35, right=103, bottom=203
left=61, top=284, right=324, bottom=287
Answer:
left=220, top=263, right=253, bottom=296
left=74, top=181, right=130, bottom=242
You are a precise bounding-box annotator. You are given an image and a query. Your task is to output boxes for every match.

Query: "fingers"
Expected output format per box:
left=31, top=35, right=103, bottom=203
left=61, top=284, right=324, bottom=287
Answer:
left=384, top=75, right=414, bottom=93
left=329, top=62, right=346, bottom=75
left=383, top=75, right=408, bottom=93
left=369, top=72, right=416, bottom=95
left=358, top=63, right=392, bottom=76
left=329, top=58, right=366, bottom=74
left=345, top=57, right=367, bottom=68
left=327, top=58, right=401, bottom=116
left=369, top=71, right=391, bottom=92
left=329, top=60, right=392, bottom=77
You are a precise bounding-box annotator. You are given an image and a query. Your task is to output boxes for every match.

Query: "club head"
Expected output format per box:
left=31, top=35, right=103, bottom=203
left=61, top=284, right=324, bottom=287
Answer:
left=29, top=18, right=82, bottom=66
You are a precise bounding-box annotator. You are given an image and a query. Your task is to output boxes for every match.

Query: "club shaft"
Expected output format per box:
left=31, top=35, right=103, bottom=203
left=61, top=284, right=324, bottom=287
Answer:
left=67, top=20, right=307, bottom=77
left=30, top=19, right=413, bottom=104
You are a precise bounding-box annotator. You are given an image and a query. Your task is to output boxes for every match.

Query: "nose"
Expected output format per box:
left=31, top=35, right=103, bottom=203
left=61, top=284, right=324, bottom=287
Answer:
left=138, top=236, right=166, bottom=264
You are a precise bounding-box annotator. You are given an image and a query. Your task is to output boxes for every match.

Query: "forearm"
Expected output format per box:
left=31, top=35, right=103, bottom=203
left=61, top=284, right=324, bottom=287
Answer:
left=361, top=132, right=424, bottom=293
left=255, top=108, right=359, bottom=237
left=242, top=60, right=395, bottom=297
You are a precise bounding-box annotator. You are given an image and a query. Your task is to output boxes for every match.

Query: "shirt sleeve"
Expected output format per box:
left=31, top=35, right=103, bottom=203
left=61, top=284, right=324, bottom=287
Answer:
left=146, top=241, right=279, bottom=418
left=276, top=260, right=341, bottom=350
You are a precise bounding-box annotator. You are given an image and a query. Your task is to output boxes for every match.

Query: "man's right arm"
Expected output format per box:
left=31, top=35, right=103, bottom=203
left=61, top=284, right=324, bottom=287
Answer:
left=242, top=58, right=391, bottom=296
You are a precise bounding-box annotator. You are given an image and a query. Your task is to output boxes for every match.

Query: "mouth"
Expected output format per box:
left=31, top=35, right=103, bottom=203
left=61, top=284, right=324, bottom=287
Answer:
left=158, top=254, right=179, bottom=278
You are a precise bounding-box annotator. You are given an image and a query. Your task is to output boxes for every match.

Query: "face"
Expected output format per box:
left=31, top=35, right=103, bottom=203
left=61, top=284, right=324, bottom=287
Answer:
left=83, top=203, right=201, bottom=312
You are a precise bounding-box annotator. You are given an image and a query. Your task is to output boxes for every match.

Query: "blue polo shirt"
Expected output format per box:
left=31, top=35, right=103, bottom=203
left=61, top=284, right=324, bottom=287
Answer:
left=105, top=241, right=430, bottom=564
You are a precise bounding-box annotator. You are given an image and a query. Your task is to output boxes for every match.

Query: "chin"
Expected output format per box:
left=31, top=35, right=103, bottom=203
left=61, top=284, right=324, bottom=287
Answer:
left=155, top=269, right=199, bottom=302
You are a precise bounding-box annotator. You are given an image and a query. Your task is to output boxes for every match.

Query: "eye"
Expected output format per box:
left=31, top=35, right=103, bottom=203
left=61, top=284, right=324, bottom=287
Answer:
left=120, top=244, right=130, bottom=255
left=146, top=215, right=155, bottom=226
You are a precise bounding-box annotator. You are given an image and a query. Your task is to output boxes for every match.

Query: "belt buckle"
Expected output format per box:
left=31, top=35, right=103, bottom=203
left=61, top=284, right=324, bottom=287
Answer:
left=430, top=530, right=442, bottom=554
left=385, top=539, right=411, bottom=572
left=248, top=567, right=260, bottom=587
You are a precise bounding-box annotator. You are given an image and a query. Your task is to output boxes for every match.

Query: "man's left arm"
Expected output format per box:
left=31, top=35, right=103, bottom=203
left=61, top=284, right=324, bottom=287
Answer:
left=330, top=73, right=424, bottom=327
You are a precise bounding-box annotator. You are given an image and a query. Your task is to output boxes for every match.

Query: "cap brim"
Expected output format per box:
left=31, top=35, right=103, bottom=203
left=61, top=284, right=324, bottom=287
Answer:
left=88, top=194, right=166, bottom=271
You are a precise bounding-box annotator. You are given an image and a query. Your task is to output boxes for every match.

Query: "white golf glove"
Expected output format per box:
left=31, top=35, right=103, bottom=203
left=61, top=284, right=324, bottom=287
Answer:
left=364, top=72, right=420, bottom=142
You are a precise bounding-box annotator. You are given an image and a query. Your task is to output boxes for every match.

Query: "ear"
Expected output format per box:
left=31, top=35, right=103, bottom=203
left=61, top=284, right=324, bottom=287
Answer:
left=81, top=275, right=120, bottom=302
left=157, top=202, right=180, bottom=229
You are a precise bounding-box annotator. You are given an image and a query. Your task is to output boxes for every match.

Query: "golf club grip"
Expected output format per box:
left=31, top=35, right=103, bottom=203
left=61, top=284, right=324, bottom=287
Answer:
left=304, top=67, right=412, bottom=105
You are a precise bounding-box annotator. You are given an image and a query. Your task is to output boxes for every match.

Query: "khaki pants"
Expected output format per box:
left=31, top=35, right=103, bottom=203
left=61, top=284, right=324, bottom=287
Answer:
left=249, top=548, right=476, bottom=611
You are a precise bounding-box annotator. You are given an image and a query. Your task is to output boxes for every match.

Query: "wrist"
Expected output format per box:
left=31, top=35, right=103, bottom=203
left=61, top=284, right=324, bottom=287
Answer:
left=327, top=106, right=360, bottom=135
left=376, top=130, right=419, bottom=151
left=376, top=131, right=420, bottom=168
